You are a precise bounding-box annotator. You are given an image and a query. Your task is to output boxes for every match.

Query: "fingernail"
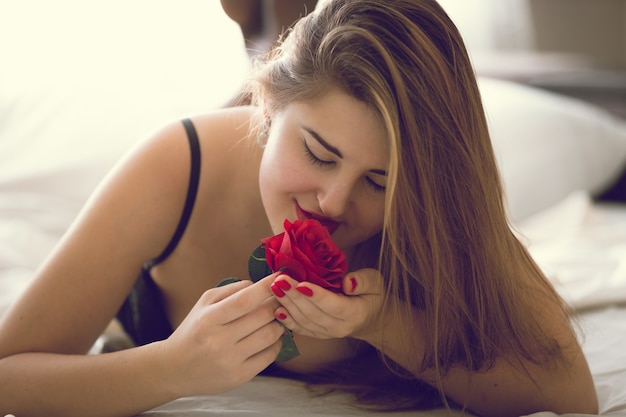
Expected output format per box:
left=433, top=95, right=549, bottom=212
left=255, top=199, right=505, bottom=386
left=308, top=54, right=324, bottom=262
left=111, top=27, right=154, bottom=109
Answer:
left=275, top=279, right=291, bottom=291
left=276, top=312, right=287, bottom=320
left=270, top=283, right=285, bottom=298
left=295, top=286, right=314, bottom=297
left=350, top=277, right=357, bottom=293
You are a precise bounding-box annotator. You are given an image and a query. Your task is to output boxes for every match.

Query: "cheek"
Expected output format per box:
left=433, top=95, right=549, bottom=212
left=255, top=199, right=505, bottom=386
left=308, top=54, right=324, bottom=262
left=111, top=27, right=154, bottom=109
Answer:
left=335, top=198, right=384, bottom=249
left=258, top=147, right=317, bottom=232
left=259, top=143, right=315, bottom=194
left=364, top=204, right=385, bottom=235
left=357, top=196, right=385, bottom=233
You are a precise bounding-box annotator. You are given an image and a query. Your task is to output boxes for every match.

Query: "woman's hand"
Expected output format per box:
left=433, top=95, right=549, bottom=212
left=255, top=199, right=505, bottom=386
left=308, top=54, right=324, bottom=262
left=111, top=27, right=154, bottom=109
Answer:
left=159, top=274, right=285, bottom=397
left=270, top=268, right=385, bottom=342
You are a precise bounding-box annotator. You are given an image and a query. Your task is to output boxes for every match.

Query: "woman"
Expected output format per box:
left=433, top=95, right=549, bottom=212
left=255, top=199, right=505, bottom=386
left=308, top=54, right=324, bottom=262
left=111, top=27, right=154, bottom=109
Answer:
left=0, top=1, right=597, bottom=416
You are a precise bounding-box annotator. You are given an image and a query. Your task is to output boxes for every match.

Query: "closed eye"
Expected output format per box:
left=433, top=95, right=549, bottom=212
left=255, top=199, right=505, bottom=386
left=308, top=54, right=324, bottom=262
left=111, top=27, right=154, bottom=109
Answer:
left=303, top=138, right=335, bottom=168
left=304, top=136, right=386, bottom=193
left=365, top=176, right=386, bottom=193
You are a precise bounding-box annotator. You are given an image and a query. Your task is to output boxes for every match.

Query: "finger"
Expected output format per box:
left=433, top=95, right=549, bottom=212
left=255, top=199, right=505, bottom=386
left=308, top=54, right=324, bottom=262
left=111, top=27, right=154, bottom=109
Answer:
left=272, top=276, right=345, bottom=333
left=273, top=290, right=351, bottom=340
left=275, top=275, right=351, bottom=319
left=273, top=306, right=297, bottom=330
left=214, top=272, right=282, bottom=324
left=200, top=279, right=253, bottom=305
left=228, top=298, right=281, bottom=342
left=342, top=268, right=385, bottom=296
left=268, top=275, right=318, bottom=320
left=237, top=319, right=285, bottom=360
left=243, top=332, right=284, bottom=376
left=273, top=305, right=322, bottom=339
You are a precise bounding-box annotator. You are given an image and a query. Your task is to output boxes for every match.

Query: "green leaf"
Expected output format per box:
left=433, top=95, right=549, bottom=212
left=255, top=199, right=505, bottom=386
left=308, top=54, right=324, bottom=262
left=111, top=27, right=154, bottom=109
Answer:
left=275, top=326, right=299, bottom=362
left=216, top=277, right=242, bottom=287
left=248, top=245, right=273, bottom=282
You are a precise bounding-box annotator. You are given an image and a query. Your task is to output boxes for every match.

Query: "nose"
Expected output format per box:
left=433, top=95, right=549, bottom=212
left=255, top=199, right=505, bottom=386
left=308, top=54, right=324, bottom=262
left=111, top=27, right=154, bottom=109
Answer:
left=317, top=179, right=353, bottom=218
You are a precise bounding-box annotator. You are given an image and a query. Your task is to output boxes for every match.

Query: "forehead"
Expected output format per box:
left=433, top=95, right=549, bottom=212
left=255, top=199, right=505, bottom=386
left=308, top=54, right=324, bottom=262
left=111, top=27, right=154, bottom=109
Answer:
left=285, top=88, right=389, bottom=155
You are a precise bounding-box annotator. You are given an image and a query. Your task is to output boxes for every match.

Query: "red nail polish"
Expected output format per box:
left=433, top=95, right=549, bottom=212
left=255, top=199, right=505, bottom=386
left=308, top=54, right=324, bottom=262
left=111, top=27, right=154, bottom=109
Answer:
left=270, top=283, right=285, bottom=298
left=295, top=286, right=314, bottom=297
left=275, top=279, right=291, bottom=291
left=276, top=312, right=287, bottom=320
left=350, top=277, right=357, bottom=293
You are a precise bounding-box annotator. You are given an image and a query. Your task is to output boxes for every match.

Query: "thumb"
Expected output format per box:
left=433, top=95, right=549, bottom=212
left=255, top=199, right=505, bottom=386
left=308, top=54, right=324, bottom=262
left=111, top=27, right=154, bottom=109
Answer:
left=342, top=268, right=384, bottom=296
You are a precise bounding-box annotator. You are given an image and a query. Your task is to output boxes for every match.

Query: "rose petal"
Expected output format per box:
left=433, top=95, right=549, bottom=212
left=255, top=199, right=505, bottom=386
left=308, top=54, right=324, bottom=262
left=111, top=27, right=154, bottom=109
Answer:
left=259, top=218, right=347, bottom=292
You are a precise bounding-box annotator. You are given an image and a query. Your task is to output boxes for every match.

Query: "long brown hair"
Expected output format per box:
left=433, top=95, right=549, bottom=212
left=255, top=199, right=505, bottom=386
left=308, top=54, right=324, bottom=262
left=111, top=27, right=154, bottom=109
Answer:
left=250, top=0, right=570, bottom=409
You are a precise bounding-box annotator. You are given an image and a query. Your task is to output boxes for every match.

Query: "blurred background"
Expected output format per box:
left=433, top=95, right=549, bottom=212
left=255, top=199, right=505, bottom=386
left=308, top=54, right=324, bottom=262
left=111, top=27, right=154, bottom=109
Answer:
left=1, top=0, right=624, bottom=120
left=0, top=0, right=624, bottom=211
left=222, top=0, right=626, bottom=118
left=441, top=0, right=626, bottom=118
left=0, top=0, right=623, bottom=234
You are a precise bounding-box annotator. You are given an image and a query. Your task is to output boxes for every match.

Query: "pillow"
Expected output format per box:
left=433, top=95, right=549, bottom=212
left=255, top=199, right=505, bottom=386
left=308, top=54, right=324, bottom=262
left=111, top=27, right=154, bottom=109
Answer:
left=479, top=77, right=626, bottom=222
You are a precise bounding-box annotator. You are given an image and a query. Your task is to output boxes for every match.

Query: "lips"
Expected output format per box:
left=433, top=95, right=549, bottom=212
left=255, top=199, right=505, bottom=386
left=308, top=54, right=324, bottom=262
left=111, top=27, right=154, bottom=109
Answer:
left=295, top=203, right=341, bottom=235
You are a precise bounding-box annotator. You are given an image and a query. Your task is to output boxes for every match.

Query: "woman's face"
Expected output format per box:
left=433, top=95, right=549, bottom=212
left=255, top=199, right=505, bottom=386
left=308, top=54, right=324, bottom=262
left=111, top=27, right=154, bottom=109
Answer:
left=259, top=88, right=389, bottom=251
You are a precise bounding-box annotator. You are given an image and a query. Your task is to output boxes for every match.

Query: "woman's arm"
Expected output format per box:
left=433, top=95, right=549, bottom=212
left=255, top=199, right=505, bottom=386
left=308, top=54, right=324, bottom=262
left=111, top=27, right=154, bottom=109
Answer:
left=271, top=269, right=598, bottom=417
left=0, top=277, right=283, bottom=417
left=0, top=341, right=176, bottom=417
left=364, top=301, right=598, bottom=417
left=0, top=119, right=283, bottom=417
left=0, top=122, right=185, bottom=416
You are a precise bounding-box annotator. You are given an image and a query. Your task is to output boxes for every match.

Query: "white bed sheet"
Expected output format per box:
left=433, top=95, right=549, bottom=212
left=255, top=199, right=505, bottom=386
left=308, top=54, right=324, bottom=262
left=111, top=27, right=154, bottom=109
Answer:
left=519, top=192, right=626, bottom=311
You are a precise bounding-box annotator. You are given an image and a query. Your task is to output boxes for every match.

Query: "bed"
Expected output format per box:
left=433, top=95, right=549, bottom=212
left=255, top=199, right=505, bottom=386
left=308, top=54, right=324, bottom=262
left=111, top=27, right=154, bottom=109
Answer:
left=2, top=1, right=626, bottom=416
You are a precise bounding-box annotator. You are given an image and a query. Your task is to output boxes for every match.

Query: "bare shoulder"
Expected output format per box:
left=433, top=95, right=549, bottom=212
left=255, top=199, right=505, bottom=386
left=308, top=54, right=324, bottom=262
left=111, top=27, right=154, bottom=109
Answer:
left=78, top=106, right=261, bottom=271
left=0, top=109, right=255, bottom=357
left=100, top=106, right=259, bottom=232
left=190, top=106, right=261, bottom=182
left=183, top=107, right=264, bottom=215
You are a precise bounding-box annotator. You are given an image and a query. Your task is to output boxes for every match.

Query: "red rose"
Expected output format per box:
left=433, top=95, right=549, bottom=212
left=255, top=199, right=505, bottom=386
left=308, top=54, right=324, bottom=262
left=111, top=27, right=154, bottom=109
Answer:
left=261, top=219, right=348, bottom=293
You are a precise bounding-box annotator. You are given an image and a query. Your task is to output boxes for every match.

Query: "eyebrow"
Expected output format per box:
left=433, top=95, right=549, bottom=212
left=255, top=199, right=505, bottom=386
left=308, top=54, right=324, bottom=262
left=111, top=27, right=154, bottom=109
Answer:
left=303, top=127, right=388, bottom=176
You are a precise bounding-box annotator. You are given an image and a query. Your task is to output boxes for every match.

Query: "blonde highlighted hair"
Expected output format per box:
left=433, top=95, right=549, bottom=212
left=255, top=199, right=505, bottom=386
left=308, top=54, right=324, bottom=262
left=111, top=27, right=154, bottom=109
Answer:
left=249, top=0, right=570, bottom=409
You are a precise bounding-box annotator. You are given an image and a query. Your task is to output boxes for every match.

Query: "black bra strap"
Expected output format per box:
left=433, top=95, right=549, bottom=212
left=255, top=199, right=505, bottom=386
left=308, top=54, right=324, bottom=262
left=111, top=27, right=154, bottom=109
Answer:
left=149, top=118, right=201, bottom=267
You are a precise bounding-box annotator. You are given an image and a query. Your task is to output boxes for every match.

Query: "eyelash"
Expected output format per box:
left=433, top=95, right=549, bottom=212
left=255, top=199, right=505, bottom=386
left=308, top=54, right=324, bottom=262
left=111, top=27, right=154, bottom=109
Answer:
left=303, top=139, right=386, bottom=194
left=366, top=178, right=386, bottom=193
left=303, top=139, right=334, bottom=168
